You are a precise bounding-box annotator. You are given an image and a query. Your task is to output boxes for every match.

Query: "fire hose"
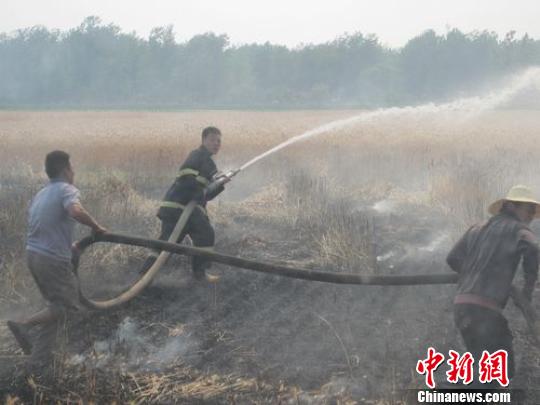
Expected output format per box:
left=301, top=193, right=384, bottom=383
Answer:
left=77, top=200, right=197, bottom=310
left=75, top=230, right=540, bottom=344
left=76, top=170, right=239, bottom=310
left=74, top=170, right=540, bottom=345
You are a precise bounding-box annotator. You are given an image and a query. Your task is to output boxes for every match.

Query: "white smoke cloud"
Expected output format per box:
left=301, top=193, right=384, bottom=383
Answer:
left=68, top=317, right=195, bottom=371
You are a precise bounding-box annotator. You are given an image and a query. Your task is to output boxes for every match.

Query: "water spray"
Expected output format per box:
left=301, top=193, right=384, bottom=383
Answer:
left=196, top=67, right=540, bottom=189
left=76, top=67, right=540, bottom=315
left=236, top=66, right=540, bottom=172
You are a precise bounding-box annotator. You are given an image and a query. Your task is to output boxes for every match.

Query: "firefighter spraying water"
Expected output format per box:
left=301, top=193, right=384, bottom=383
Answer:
left=138, top=126, right=231, bottom=284
left=74, top=67, right=540, bottom=310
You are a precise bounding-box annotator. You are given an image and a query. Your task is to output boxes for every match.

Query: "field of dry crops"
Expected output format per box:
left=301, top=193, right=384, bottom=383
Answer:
left=1, top=110, right=540, bottom=403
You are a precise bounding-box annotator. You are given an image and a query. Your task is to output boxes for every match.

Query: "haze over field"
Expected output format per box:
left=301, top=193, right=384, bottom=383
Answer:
left=1, top=2, right=540, bottom=108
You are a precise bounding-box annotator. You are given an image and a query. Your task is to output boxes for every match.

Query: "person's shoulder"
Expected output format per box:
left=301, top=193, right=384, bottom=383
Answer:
left=38, top=181, right=64, bottom=195
left=53, top=182, right=80, bottom=201
left=193, top=146, right=212, bottom=159
left=31, top=185, right=48, bottom=203
left=471, top=222, right=484, bottom=230
left=467, top=223, right=483, bottom=235
left=182, top=147, right=199, bottom=160
left=58, top=182, right=79, bottom=193
left=182, top=147, right=205, bottom=167
left=518, top=226, right=538, bottom=245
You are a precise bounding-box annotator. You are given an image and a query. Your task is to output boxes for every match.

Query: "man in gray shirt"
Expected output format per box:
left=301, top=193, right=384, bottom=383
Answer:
left=447, top=185, right=539, bottom=385
left=7, top=150, right=106, bottom=378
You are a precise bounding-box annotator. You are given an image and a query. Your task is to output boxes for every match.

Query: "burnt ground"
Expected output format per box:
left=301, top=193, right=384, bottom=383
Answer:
left=2, top=199, right=540, bottom=403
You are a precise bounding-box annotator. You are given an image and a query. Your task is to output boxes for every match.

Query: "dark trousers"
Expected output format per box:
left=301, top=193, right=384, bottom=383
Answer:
left=141, top=207, right=215, bottom=278
left=454, top=303, right=515, bottom=383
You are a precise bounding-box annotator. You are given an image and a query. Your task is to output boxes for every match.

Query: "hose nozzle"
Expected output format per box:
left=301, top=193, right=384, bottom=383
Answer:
left=224, top=168, right=241, bottom=179
left=206, top=168, right=241, bottom=194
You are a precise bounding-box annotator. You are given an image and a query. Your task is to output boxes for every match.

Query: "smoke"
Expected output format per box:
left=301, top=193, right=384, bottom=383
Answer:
left=239, top=67, right=540, bottom=171
left=372, top=199, right=396, bottom=214
left=418, top=233, right=451, bottom=253
left=68, top=317, right=195, bottom=371
left=371, top=196, right=454, bottom=270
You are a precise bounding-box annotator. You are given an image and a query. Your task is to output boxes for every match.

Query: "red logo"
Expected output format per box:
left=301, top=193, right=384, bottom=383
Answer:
left=416, top=347, right=445, bottom=389
left=478, top=350, right=509, bottom=387
left=417, top=349, right=508, bottom=388
left=446, top=350, right=474, bottom=385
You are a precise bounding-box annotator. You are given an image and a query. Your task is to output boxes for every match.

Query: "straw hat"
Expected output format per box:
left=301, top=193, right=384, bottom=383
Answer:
left=488, top=185, right=540, bottom=217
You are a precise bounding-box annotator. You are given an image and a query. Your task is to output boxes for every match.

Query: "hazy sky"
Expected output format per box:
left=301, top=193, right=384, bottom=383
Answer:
left=4, top=0, right=540, bottom=48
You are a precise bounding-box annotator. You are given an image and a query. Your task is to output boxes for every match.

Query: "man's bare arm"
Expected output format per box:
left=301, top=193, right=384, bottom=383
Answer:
left=68, top=202, right=106, bottom=234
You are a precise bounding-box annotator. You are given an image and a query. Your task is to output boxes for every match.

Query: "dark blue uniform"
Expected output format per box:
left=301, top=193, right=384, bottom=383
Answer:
left=142, top=145, right=225, bottom=279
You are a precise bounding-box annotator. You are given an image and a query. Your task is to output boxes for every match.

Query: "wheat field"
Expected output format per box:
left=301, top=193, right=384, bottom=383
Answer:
left=2, top=109, right=539, bottom=233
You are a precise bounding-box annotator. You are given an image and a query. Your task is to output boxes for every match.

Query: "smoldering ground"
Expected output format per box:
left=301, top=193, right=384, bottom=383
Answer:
left=4, top=181, right=536, bottom=403
left=1, top=74, right=540, bottom=402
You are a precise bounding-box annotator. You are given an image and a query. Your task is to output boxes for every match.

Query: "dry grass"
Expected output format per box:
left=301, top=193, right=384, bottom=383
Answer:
left=2, top=109, right=540, bottom=296
left=6, top=363, right=363, bottom=404
left=1, top=109, right=540, bottom=402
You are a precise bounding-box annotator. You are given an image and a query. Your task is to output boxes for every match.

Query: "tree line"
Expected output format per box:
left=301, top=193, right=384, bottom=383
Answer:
left=1, top=16, right=539, bottom=108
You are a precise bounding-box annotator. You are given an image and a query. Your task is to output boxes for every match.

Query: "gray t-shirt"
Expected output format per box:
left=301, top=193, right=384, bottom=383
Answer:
left=26, top=179, right=81, bottom=262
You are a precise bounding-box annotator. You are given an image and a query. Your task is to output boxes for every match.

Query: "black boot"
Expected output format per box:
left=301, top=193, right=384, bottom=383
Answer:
left=192, top=259, right=219, bottom=283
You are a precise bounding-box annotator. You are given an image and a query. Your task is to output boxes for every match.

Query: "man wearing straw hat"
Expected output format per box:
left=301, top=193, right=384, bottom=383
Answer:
left=447, top=185, right=540, bottom=384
